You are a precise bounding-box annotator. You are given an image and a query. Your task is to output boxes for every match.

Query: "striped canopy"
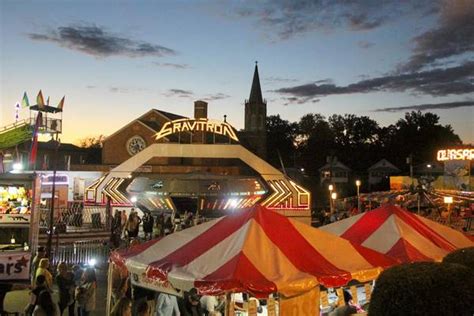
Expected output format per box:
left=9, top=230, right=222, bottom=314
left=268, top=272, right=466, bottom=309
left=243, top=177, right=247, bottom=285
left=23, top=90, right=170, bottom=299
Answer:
left=111, top=205, right=397, bottom=297
left=321, top=204, right=473, bottom=263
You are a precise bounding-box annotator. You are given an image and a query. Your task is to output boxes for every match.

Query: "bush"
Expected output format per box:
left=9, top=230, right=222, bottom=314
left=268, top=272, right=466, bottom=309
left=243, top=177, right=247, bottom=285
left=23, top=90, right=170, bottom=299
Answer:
left=369, top=262, right=474, bottom=316
left=442, top=247, right=474, bottom=271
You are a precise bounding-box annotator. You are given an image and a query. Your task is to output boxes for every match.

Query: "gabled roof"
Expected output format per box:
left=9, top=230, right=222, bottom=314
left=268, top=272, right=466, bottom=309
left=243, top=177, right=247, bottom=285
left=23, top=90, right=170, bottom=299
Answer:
left=368, top=159, right=400, bottom=172
left=318, top=160, right=351, bottom=172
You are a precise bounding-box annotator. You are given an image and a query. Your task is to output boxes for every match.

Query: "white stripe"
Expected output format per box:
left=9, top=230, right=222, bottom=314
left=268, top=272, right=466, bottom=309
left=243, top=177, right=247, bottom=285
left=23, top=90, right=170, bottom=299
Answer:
left=417, top=215, right=473, bottom=248
left=125, top=217, right=224, bottom=275
left=167, top=219, right=252, bottom=291
left=320, top=213, right=365, bottom=236
left=362, top=215, right=400, bottom=253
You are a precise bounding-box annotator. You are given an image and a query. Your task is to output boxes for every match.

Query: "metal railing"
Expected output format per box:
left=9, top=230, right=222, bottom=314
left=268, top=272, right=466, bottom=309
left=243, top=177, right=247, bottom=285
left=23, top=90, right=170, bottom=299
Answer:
left=51, top=239, right=110, bottom=267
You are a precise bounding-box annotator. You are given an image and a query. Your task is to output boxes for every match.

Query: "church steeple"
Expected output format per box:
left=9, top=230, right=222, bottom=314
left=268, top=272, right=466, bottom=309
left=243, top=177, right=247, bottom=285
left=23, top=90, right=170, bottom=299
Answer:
left=249, top=61, right=264, bottom=105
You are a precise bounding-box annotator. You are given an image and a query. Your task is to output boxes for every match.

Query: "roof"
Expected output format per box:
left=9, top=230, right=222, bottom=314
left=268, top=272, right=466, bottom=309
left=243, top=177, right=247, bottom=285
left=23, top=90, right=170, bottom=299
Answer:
left=368, top=159, right=400, bottom=172
left=320, top=205, right=473, bottom=263
left=318, top=160, right=351, bottom=172
left=111, top=204, right=397, bottom=297
left=29, top=105, right=63, bottom=113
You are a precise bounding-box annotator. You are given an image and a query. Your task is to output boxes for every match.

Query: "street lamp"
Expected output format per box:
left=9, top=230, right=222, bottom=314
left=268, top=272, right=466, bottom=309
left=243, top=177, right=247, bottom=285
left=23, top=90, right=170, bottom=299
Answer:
left=356, top=180, right=361, bottom=212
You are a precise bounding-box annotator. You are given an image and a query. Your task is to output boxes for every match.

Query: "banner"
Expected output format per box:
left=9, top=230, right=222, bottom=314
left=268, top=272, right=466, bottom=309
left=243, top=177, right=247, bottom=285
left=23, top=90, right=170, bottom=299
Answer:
left=130, top=272, right=182, bottom=297
left=364, top=283, right=372, bottom=301
left=350, top=286, right=358, bottom=304
left=0, top=214, right=30, bottom=224
left=0, top=252, right=31, bottom=280
left=267, top=298, right=277, bottom=316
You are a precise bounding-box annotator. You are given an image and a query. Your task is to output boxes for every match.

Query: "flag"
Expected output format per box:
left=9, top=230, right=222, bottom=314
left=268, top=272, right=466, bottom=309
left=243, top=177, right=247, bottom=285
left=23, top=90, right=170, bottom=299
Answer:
left=57, top=96, right=65, bottom=111
left=21, top=92, right=30, bottom=108
left=29, top=112, right=42, bottom=168
left=36, top=90, right=45, bottom=108
left=46, top=96, right=50, bottom=105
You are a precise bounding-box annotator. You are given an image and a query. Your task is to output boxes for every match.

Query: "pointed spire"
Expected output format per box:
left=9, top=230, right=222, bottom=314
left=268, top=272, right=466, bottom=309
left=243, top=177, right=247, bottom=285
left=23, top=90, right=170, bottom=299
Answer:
left=249, top=61, right=264, bottom=105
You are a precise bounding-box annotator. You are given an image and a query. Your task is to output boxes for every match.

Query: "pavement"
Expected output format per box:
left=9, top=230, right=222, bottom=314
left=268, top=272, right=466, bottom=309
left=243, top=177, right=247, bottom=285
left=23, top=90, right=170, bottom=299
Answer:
left=4, top=267, right=108, bottom=316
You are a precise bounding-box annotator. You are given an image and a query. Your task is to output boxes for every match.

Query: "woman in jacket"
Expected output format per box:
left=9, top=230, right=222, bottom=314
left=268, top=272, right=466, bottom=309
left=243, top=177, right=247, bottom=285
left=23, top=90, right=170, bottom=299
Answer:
left=35, top=258, right=53, bottom=289
left=56, top=262, right=76, bottom=316
left=75, top=268, right=97, bottom=316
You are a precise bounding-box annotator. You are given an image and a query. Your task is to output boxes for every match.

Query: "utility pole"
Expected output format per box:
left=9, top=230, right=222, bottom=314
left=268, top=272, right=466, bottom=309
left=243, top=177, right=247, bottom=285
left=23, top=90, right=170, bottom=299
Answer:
left=46, top=135, right=60, bottom=259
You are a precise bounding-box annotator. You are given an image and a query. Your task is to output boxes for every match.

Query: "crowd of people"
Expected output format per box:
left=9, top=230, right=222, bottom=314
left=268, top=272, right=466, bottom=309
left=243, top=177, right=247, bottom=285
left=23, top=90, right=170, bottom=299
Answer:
left=22, top=246, right=98, bottom=316
left=110, top=208, right=204, bottom=249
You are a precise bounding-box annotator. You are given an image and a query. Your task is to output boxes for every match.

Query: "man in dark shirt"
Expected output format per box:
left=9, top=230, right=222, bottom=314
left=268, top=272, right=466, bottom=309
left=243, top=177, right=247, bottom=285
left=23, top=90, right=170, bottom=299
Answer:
left=178, top=288, right=204, bottom=316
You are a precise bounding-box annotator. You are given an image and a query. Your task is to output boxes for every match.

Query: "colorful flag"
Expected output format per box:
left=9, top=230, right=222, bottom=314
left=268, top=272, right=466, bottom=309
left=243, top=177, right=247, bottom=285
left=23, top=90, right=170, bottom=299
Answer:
left=29, top=112, right=42, bottom=168
left=21, top=92, right=30, bottom=108
left=36, top=90, right=45, bottom=108
left=57, top=96, right=65, bottom=110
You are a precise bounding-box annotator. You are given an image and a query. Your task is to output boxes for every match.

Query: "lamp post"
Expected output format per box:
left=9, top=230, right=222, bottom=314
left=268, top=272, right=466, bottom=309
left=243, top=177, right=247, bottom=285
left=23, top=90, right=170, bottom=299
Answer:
left=444, top=196, right=453, bottom=224
left=328, top=184, right=334, bottom=214
left=356, top=180, right=361, bottom=212
left=331, top=192, right=337, bottom=214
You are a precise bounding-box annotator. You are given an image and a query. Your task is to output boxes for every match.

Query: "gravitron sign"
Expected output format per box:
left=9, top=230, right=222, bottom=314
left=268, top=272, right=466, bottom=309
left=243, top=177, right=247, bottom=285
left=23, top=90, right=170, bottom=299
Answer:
left=155, top=118, right=239, bottom=142
left=437, top=148, right=474, bottom=161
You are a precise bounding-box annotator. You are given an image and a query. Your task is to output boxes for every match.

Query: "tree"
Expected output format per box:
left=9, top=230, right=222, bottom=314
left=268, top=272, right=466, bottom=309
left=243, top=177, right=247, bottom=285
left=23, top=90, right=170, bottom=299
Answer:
left=266, top=115, right=298, bottom=168
left=78, top=135, right=106, bottom=148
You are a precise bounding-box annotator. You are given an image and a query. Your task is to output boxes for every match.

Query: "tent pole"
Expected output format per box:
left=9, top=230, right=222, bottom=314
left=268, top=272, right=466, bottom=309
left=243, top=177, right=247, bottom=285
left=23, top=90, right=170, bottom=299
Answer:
left=106, top=262, right=114, bottom=315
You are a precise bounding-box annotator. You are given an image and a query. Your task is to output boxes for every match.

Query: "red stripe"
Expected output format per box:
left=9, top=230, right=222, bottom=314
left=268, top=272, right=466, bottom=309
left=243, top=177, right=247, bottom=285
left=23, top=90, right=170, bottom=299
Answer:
left=147, top=210, right=255, bottom=280
left=350, top=242, right=400, bottom=267
left=386, top=238, right=433, bottom=262
left=195, top=252, right=277, bottom=297
left=393, top=207, right=456, bottom=252
left=253, top=206, right=352, bottom=288
left=341, top=206, right=393, bottom=244
left=111, top=238, right=161, bottom=267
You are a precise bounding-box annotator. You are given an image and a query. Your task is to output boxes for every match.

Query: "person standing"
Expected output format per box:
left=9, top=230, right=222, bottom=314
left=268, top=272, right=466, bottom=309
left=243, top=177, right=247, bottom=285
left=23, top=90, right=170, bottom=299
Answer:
left=33, top=290, right=60, bottom=316
left=24, top=275, right=48, bottom=315
left=56, top=262, right=76, bottom=316
left=30, top=246, right=46, bottom=284
left=142, top=211, right=154, bottom=241
left=155, top=293, right=180, bottom=316
left=111, top=210, right=122, bottom=248
left=35, top=258, right=53, bottom=289
left=75, top=268, right=97, bottom=316
left=126, top=211, right=141, bottom=240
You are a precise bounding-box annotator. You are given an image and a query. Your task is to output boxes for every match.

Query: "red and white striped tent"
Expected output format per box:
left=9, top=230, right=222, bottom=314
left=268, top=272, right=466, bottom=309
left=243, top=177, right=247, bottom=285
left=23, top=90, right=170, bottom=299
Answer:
left=321, top=204, right=473, bottom=263
left=111, top=205, right=397, bottom=297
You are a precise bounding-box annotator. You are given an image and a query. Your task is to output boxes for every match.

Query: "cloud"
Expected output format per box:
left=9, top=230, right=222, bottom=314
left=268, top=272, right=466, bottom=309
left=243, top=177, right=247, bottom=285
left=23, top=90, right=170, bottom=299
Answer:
left=231, top=1, right=438, bottom=40
left=282, top=96, right=318, bottom=106
left=374, top=100, right=474, bottom=112
left=399, top=0, right=474, bottom=71
left=202, top=93, right=231, bottom=101
left=153, top=62, right=190, bottom=69
left=274, top=61, right=474, bottom=103
left=164, top=89, right=194, bottom=98
left=86, top=85, right=96, bottom=89
left=357, top=40, right=375, bottom=49
left=264, top=76, right=299, bottom=83
left=28, top=24, right=176, bottom=58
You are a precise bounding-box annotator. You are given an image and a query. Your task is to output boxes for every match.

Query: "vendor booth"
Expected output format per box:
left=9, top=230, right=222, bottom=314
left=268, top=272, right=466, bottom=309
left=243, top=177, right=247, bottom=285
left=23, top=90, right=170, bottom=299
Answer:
left=109, top=205, right=397, bottom=314
left=321, top=204, right=473, bottom=263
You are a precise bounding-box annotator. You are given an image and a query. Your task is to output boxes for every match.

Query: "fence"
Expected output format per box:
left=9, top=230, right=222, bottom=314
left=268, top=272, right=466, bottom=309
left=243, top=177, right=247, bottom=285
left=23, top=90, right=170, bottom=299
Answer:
left=39, top=204, right=110, bottom=233
left=51, top=239, right=110, bottom=267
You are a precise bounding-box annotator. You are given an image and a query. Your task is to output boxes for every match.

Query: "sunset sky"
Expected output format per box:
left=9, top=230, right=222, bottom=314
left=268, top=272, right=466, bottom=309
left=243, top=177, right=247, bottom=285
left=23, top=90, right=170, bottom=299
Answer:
left=1, top=0, right=473, bottom=144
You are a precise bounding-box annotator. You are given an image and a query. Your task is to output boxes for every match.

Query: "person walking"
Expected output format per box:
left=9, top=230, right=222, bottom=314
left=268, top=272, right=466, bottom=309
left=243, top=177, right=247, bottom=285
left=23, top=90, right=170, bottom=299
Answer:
left=126, top=210, right=141, bottom=240
left=155, top=293, right=180, bottom=316
left=56, top=262, right=76, bottom=316
left=75, top=268, right=97, bottom=316
left=24, top=275, right=48, bottom=315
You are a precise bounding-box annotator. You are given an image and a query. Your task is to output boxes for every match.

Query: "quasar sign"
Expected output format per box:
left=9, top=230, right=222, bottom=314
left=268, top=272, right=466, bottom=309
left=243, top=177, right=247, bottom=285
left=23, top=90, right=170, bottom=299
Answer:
left=155, top=118, right=239, bottom=142
left=437, top=148, right=474, bottom=161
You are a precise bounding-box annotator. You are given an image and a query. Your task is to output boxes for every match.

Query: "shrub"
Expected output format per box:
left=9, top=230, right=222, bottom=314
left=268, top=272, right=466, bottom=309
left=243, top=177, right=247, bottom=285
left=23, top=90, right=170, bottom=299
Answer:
left=369, top=262, right=474, bottom=316
left=442, top=247, right=474, bottom=271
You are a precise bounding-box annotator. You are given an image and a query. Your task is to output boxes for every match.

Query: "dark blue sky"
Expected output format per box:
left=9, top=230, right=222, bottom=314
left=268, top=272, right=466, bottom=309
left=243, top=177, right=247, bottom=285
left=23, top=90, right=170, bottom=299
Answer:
left=1, top=0, right=472, bottom=144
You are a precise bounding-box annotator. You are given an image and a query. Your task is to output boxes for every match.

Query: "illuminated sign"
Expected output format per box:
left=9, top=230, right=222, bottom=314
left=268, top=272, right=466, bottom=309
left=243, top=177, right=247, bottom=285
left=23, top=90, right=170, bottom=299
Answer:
left=437, top=148, right=474, bottom=161
left=155, top=118, right=239, bottom=142
left=42, top=174, right=69, bottom=185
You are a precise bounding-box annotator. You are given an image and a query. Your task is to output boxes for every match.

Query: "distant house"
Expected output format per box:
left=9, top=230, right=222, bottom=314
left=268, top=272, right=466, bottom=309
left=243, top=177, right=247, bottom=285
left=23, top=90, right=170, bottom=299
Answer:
left=319, top=159, right=351, bottom=184
left=368, top=159, right=400, bottom=187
